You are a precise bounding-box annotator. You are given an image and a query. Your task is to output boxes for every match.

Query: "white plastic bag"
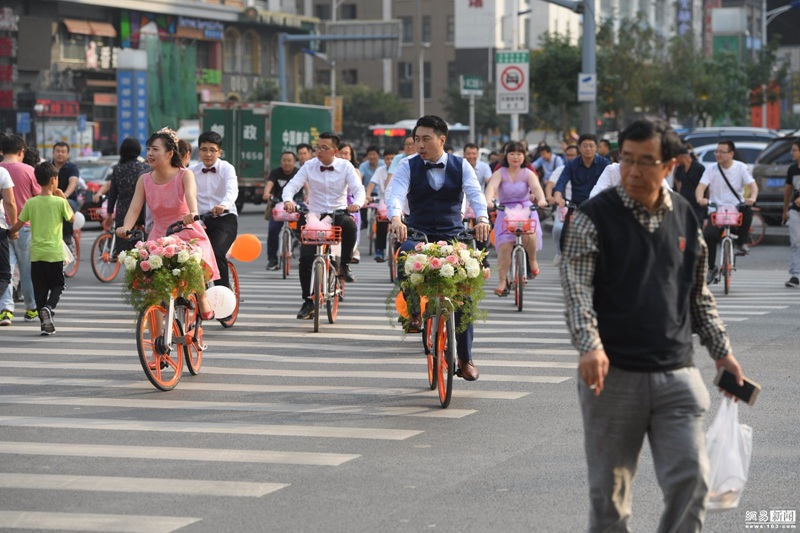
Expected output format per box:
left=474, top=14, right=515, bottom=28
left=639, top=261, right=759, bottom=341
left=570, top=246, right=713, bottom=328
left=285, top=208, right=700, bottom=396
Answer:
left=62, top=241, right=75, bottom=265
left=706, top=397, right=753, bottom=511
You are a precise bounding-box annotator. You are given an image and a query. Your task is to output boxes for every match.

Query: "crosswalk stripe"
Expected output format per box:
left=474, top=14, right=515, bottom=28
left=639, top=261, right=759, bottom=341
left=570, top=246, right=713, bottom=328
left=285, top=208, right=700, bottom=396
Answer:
left=0, top=361, right=571, bottom=383
left=0, top=510, right=200, bottom=533
left=0, top=441, right=359, bottom=466
left=0, top=394, right=477, bottom=419
left=0, top=473, right=288, bottom=497
left=0, top=416, right=422, bottom=441
left=0, top=377, right=531, bottom=399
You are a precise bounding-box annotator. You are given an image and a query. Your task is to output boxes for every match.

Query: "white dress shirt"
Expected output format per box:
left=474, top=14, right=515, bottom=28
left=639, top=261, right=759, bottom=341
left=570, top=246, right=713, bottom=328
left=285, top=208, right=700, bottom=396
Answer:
left=387, top=153, right=488, bottom=220
left=0, top=167, right=13, bottom=229
left=282, top=156, right=366, bottom=215
left=473, top=160, right=493, bottom=190
left=369, top=166, right=390, bottom=201
left=190, top=158, right=239, bottom=216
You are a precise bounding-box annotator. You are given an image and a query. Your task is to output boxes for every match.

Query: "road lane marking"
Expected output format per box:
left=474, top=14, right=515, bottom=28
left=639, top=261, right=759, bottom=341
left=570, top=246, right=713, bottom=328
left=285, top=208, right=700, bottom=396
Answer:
left=0, top=473, right=288, bottom=497
left=0, top=416, right=422, bottom=441
left=0, top=441, right=359, bottom=466
left=0, top=377, right=532, bottom=399
left=0, top=395, right=476, bottom=419
left=0, top=511, right=200, bottom=533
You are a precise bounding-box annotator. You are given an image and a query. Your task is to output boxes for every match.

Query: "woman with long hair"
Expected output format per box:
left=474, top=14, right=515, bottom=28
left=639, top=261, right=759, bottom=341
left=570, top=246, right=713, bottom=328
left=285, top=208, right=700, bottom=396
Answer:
left=116, top=128, right=219, bottom=318
left=484, top=141, right=548, bottom=296
left=338, top=142, right=363, bottom=263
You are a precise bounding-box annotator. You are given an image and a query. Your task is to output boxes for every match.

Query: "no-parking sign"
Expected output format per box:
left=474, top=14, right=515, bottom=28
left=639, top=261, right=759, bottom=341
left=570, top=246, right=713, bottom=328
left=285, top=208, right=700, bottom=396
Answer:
left=496, top=50, right=529, bottom=115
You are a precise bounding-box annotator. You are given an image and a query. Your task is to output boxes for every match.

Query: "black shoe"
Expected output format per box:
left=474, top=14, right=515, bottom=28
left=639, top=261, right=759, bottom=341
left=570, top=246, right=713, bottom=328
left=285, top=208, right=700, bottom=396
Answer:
left=296, top=299, right=314, bottom=319
left=786, top=276, right=799, bottom=288
left=266, top=259, right=279, bottom=271
left=339, top=265, right=356, bottom=283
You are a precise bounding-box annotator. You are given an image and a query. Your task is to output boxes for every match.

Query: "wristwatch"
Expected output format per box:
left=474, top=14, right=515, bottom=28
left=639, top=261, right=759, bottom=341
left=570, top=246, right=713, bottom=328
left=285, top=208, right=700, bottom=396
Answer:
left=476, top=216, right=489, bottom=224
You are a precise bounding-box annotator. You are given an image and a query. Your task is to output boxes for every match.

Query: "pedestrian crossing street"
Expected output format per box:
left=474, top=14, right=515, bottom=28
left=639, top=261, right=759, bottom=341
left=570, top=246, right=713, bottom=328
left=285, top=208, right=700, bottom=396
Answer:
left=0, top=254, right=797, bottom=531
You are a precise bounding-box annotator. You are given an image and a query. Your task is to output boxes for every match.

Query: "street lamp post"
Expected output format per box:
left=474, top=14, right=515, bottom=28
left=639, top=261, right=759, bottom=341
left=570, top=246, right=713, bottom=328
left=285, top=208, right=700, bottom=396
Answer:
left=418, top=42, right=430, bottom=117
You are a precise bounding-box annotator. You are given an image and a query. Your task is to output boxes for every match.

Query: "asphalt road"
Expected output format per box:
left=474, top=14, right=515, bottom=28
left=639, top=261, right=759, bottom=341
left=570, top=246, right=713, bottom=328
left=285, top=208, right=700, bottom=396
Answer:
left=0, top=210, right=798, bottom=533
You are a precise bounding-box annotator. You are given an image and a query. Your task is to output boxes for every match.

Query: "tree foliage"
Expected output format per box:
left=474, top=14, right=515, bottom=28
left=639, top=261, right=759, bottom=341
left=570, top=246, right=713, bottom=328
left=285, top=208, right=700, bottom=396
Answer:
left=529, top=31, right=581, bottom=134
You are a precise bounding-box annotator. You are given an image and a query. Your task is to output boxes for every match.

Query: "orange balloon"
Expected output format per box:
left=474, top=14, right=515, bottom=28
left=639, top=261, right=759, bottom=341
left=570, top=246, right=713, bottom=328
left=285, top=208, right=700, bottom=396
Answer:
left=229, top=233, right=262, bottom=262
left=395, top=292, right=409, bottom=318
left=489, top=229, right=495, bottom=247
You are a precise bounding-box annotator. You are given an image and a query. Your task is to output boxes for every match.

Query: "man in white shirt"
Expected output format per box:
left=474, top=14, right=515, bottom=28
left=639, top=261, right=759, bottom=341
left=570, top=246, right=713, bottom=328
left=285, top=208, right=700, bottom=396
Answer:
left=463, top=143, right=492, bottom=190
left=189, top=131, right=239, bottom=292
left=365, top=148, right=397, bottom=262
left=0, top=165, right=18, bottom=320
left=283, top=132, right=365, bottom=319
left=696, top=140, right=758, bottom=281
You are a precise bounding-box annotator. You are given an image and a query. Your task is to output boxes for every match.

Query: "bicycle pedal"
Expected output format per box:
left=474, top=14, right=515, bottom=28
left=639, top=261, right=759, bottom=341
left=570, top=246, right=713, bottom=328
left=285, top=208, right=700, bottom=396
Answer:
left=198, top=343, right=208, bottom=351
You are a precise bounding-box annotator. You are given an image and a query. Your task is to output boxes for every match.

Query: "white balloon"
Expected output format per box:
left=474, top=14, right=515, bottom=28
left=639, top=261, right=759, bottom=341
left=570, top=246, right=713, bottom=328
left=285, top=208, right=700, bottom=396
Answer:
left=205, top=285, right=236, bottom=317
left=73, top=211, right=86, bottom=230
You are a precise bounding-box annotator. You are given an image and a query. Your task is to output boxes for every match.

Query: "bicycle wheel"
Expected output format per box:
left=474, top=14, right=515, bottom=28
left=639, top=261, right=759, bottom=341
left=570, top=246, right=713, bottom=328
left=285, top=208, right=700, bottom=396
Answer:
left=423, top=316, right=437, bottom=390
left=313, top=261, right=324, bottom=332
left=136, top=304, right=183, bottom=390
left=64, top=234, right=80, bottom=278
left=723, top=240, right=732, bottom=295
left=514, top=248, right=525, bottom=312
left=326, top=271, right=340, bottom=324
left=435, top=311, right=455, bottom=408
left=218, top=262, right=240, bottom=328
left=91, top=232, right=121, bottom=282
left=180, top=295, right=203, bottom=375
left=281, top=230, right=291, bottom=279
left=748, top=211, right=765, bottom=247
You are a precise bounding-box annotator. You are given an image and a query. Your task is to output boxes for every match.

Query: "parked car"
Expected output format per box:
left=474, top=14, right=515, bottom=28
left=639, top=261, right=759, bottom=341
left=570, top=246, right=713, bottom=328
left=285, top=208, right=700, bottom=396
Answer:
left=751, top=132, right=798, bottom=225
left=682, top=127, right=781, bottom=148
left=692, top=142, right=768, bottom=174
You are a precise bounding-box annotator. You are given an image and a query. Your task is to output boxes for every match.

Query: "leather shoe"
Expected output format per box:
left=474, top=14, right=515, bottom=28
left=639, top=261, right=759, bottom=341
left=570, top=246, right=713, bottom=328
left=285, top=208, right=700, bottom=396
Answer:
left=339, top=264, right=356, bottom=283
left=296, top=299, right=314, bottom=319
left=458, top=360, right=479, bottom=381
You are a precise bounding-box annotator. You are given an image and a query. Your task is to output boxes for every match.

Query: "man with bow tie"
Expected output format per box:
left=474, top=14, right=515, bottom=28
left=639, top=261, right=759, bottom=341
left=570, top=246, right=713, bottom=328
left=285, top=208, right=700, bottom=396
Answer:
left=388, top=115, right=490, bottom=381
left=190, top=131, right=239, bottom=297
left=283, top=132, right=365, bottom=320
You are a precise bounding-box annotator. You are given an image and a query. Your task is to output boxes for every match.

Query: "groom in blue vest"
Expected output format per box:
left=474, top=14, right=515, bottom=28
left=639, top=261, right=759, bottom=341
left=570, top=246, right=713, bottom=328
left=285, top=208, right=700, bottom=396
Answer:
left=388, top=115, right=491, bottom=381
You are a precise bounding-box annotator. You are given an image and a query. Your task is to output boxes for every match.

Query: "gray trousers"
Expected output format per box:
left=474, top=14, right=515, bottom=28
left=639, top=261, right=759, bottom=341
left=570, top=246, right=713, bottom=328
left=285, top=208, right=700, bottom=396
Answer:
left=579, top=366, right=711, bottom=533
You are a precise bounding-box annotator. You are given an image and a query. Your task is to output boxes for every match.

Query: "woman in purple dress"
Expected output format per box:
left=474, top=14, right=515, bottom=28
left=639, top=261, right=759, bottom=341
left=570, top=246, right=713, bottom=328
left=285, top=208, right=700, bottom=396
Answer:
left=484, top=141, right=548, bottom=296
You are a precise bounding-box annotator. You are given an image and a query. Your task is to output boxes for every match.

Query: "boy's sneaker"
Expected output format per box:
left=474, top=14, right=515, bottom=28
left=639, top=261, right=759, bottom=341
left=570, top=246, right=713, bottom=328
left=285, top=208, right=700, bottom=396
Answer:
left=24, top=309, right=39, bottom=322
left=0, top=310, right=12, bottom=326
left=40, top=306, right=55, bottom=335
left=786, top=276, right=800, bottom=288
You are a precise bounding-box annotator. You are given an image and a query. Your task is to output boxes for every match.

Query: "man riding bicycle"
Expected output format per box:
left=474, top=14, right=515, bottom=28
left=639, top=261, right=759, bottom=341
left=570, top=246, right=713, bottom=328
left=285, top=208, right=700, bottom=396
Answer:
left=282, top=132, right=365, bottom=320
left=388, top=115, right=490, bottom=381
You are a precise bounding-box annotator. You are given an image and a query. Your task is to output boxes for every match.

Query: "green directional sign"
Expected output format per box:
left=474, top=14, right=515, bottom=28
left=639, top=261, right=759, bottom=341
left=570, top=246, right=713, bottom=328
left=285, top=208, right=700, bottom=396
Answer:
left=460, top=75, right=484, bottom=97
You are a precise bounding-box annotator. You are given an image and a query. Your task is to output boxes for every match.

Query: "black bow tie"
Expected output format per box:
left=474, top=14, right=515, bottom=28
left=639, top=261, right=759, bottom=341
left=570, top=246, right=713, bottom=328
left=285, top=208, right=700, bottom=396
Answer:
left=424, top=162, right=445, bottom=170
left=202, top=167, right=216, bottom=173
left=320, top=165, right=334, bottom=172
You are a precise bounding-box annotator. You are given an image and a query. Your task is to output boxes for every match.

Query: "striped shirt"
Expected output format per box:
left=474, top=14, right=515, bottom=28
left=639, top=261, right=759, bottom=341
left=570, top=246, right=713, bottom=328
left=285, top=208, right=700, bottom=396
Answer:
left=559, top=183, right=731, bottom=360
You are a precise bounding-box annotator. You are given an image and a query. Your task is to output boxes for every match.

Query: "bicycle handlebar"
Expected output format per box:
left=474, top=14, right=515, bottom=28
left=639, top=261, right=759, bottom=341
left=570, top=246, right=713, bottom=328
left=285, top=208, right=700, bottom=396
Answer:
left=126, top=228, right=146, bottom=243
left=295, top=204, right=349, bottom=219
left=492, top=199, right=539, bottom=212
left=406, top=227, right=475, bottom=244
left=164, top=210, right=229, bottom=237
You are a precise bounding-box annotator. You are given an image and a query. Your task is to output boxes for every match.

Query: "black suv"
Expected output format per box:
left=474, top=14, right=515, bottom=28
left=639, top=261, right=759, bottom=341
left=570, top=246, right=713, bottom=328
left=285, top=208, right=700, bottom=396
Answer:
left=752, top=133, right=797, bottom=225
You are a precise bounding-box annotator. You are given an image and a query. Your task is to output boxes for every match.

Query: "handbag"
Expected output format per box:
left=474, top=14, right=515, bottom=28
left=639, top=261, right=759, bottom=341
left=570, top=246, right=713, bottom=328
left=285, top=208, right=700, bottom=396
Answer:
left=706, top=397, right=753, bottom=511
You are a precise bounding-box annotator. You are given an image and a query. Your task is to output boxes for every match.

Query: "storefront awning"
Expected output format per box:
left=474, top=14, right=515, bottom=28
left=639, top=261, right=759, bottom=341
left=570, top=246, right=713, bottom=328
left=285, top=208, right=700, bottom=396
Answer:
left=89, top=22, right=117, bottom=38
left=63, top=19, right=117, bottom=38
left=63, top=19, right=92, bottom=36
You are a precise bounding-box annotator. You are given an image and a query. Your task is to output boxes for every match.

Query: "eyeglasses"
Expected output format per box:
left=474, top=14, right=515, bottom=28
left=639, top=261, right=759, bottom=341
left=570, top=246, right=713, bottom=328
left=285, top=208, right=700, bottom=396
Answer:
left=714, top=150, right=731, bottom=154
left=619, top=157, right=664, bottom=168
left=199, top=148, right=219, bottom=153
left=316, top=145, right=333, bottom=152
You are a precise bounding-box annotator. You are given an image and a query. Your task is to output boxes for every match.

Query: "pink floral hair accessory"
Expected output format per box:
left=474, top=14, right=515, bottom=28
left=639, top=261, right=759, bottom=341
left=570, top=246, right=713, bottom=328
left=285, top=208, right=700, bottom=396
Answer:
left=156, top=127, right=180, bottom=148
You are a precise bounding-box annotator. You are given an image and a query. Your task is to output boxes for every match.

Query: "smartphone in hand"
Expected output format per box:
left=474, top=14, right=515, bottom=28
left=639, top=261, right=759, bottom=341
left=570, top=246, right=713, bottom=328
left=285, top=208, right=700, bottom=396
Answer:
left=714, top=368, right=761, bottom=406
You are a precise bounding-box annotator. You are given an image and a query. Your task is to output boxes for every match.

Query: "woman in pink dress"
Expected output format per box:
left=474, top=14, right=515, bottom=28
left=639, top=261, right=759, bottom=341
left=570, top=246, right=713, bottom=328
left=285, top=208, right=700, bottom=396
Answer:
left=117, top=128, right=219, bottom=319
left=484, top=141, right=548, bottom=296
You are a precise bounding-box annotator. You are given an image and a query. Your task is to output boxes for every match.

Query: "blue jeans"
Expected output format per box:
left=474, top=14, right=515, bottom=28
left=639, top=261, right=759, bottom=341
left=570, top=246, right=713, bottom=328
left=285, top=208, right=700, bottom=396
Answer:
left=267, top=220, right=282, bottom=262
left=0, top=226, right=36, bottom=312
left=789, top=210, right=800, bottom=277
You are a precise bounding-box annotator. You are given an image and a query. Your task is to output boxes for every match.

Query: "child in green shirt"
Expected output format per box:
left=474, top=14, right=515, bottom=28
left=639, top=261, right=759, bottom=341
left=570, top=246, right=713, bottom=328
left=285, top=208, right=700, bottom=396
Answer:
left=9, top=162, right=73, bottom=335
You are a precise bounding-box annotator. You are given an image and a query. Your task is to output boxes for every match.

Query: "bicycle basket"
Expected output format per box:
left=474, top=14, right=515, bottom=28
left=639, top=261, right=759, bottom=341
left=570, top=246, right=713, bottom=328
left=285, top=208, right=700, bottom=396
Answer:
left=300, top=226, right=342, bottom=245
left=88, top=207, right=105, bottom=221
left=711, top=208, right=743, bottom=227
left=501, top=219, right=537, bottom=234
left=273, top=209, right=300, bottom=222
